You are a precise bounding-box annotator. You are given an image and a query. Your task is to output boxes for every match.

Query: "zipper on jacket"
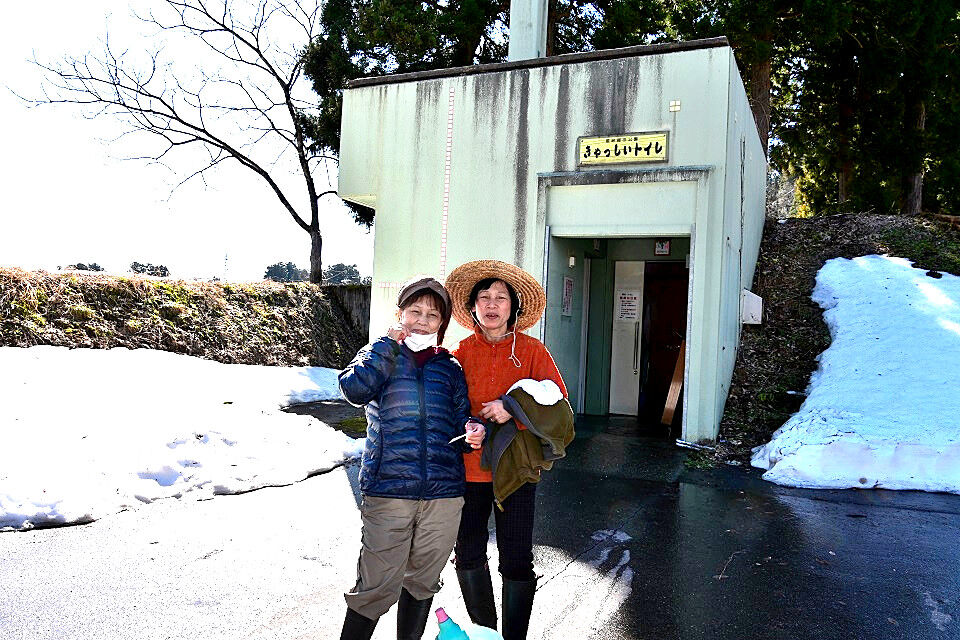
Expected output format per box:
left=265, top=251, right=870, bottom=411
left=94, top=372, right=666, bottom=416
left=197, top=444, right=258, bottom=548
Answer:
left=416, top=366, right=427, bottom=500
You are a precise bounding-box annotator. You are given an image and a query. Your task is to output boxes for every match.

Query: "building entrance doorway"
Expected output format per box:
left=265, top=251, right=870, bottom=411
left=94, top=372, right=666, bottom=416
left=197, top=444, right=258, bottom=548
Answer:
left=544, top=235, right=690, bottom=438
left=551, top=238, right=689, bottom=438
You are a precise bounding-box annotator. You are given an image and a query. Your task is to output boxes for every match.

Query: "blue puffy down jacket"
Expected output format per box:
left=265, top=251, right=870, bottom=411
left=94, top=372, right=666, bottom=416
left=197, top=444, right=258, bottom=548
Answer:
left=338, top=337, right=470, bottom=500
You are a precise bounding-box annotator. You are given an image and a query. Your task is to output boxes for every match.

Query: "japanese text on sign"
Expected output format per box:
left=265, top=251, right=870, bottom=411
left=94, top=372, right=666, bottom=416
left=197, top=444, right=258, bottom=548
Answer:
left=615, top=289, right=641, bottom=321
left=561, top=276, right=574, bottom=317
left=578, top=132, right=668, bottom=166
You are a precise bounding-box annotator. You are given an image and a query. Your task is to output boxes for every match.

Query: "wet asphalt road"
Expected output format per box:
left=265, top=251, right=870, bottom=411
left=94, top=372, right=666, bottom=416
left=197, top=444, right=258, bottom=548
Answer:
left=538, top=416, right=960, bottom=640
left=1, top=414, right=958, bottom=639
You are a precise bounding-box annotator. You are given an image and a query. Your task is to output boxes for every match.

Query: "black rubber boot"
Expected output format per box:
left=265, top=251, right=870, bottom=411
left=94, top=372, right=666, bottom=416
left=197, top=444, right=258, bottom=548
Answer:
left=396, top=587, right=433, bottom=640
left=501, top=578, right=537, bottom=640
left=340, top=606, right=378, bottom=640
left=456, top=565, right=498, bottom=629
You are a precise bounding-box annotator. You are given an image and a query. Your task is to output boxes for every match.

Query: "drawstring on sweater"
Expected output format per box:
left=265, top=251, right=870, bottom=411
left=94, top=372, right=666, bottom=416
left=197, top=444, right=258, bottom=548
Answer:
left=479, top=327, right=523, bottom=368
left=508, top=332, right=521, bottom=368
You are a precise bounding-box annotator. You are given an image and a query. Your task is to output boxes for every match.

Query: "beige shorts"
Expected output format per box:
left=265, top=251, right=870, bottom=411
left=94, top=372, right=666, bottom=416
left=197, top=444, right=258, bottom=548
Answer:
left=344, top=495, right=464, bottom=619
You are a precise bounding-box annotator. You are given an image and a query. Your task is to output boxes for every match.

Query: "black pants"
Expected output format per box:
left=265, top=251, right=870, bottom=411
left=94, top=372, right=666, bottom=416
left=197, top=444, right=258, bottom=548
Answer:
left=454, top=481, right=537, bottom=581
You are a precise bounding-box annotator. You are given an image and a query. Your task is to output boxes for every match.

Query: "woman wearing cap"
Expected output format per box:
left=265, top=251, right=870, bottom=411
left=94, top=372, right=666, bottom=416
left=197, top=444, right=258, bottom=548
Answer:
left=445, top=261, right=572, bottom=640
left=337, top=277, right=486, bottom=640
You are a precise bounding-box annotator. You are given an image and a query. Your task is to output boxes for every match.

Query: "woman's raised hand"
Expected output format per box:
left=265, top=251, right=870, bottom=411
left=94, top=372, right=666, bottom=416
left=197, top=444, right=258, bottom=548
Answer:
left=464, top=421, right=485, bottom=449
left=479, top=400, right=511, bottom=424
left=386, top=323, right=410, bottom=343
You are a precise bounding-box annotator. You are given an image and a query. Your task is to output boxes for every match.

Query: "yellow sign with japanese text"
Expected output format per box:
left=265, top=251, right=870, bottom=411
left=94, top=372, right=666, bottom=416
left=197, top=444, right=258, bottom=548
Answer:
left=577, top=132, right=669, bottom=166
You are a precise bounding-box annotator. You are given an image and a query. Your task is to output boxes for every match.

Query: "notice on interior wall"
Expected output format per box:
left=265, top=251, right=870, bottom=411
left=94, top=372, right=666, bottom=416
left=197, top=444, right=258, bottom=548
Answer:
left=615, top=289, right=641, bottom=321
left=561, top=276, right=574, bottom=317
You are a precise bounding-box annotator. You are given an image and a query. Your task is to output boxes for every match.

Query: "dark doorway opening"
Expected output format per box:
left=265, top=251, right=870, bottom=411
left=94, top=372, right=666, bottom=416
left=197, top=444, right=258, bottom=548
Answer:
left=637, top=261, right=689, bottom=438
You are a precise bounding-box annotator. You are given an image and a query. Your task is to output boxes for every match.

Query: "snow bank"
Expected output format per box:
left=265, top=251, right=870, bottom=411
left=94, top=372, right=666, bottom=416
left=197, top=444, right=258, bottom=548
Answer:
left=752, top=255, right=960, bottom=493
left=0, top=347, right=364, bottom=530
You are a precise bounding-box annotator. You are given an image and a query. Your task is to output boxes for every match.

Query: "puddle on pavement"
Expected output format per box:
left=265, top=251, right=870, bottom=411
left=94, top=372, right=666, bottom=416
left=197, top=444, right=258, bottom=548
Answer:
left=283, top=400, right=367, bottom=438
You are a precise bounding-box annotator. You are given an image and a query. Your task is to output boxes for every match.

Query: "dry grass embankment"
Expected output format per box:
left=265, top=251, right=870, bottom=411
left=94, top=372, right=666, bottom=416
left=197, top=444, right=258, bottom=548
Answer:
left=0, top=268, right=366, bottom=369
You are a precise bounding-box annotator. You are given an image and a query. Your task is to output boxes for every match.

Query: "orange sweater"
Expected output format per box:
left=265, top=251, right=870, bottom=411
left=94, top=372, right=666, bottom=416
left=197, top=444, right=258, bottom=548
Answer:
left=453, top=327, right=568, bottom=482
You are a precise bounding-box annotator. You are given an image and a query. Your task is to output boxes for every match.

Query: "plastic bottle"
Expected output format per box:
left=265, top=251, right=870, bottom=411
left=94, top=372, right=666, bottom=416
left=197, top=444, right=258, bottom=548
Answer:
left=435, top=608, right=469, bottom=640
left=435, top=608, right=504, bottom=640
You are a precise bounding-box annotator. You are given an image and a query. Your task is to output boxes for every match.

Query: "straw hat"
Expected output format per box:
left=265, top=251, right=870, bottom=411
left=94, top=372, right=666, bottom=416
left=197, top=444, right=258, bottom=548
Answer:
left=444, top=260, right=547, bottom=332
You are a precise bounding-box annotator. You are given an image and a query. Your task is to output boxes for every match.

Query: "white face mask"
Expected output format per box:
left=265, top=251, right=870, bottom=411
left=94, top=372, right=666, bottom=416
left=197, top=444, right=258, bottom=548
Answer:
left=404, top=332, right=438, bottom=352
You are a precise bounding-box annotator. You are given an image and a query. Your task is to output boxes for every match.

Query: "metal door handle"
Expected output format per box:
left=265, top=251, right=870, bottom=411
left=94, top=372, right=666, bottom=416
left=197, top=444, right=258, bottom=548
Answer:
left=632, top=322, right=640, bottom=373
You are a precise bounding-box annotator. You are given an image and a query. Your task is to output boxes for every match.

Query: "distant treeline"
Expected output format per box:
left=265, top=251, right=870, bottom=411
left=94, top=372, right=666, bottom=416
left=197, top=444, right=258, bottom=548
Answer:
left=265, top=261, right=370, bottom=285
left=61, top=262, right=169, bottom=277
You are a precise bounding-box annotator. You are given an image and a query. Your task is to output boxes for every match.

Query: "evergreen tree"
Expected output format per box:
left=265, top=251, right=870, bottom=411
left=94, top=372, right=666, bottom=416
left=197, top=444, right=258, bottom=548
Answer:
left=131, top=262, right=170, bottom=278
left=264, top=262, right=310, bottom=282
left=773, top=1, right=960, bottom=215
left=925, top=41, right=960, bottom=215
left=322, top=263, right=362, bottom=284
left=301, top=0, right=508, bottom=158
left=891, top=0, right=958, bottom=215
left=65, top=263, right=105, bottom=272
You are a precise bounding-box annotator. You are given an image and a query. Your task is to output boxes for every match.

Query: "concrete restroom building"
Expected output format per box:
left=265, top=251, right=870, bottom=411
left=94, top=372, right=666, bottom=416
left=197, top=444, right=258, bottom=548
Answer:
left=337, top=35, right=766, bottom=444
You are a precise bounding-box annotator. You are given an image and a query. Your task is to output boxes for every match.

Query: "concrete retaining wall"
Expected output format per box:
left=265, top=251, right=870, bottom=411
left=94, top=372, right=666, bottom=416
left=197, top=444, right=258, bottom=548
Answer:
left=323, top=284, right=371, bottom=339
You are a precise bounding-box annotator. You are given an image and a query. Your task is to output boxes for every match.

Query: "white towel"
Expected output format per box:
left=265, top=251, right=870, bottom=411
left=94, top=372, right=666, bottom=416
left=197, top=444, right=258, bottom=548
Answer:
left=506, top=379, right=564, bottom=406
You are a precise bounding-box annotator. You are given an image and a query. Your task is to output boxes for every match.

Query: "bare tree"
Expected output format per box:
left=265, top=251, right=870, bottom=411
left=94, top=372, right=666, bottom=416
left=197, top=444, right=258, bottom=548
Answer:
left=30, top=0, right=338, bottom=283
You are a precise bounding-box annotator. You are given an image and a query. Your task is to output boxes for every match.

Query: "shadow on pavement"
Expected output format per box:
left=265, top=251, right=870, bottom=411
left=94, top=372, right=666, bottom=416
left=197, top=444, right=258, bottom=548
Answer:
left=527, top=415, right=960, bottom=640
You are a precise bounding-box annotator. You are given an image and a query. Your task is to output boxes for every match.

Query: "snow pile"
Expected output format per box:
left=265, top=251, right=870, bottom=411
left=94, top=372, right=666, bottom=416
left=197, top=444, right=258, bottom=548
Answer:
left=752, top=255, right=960, bottom=493
left=0, top=347, right=364, bottom=530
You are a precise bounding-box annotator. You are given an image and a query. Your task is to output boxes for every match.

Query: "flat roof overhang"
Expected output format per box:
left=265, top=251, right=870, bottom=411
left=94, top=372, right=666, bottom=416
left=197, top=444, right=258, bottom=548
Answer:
left=346, top=37, right=730, bottom=89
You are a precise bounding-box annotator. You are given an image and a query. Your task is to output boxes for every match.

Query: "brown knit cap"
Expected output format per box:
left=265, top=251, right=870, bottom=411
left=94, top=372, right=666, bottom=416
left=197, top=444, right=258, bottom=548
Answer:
left=397, top=277, right=451, bottom=316
left=444, top=260, right=547, bottom=332
left=397, top=276, right=453, bottom=341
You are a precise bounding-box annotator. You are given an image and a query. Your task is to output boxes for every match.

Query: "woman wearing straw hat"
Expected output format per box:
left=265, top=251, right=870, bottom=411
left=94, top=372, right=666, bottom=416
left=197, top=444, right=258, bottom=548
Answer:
left=445, top=260, right=571, bottom=640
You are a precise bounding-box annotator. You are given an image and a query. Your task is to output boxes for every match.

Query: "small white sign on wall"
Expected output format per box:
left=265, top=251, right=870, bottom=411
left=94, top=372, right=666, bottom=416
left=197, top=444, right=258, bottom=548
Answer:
left=615, top=289, right=641, bottom=321
left=741, top=289, right=763, bottom=324
left=561, top=276, right=574, bottom=316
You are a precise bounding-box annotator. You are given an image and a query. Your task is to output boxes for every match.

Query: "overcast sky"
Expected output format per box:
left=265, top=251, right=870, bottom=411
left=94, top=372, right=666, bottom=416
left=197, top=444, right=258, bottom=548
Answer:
left=0, top=1, right=373, bottom=282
